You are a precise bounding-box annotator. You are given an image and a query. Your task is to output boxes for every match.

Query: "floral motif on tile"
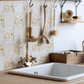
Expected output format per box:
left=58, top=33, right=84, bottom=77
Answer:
left=4, top=55, right=14, bottom=70
left=23, top=1, right=29, bottom=12
left=32, top=12, right=40, bottom=26
left=39, top=51, right=49, bottom=63
left=4, top=1, right=14, bottom=12
left=14, top=41, right=23, bottom=54
left=0, top=13, right=4, bottom=27
left=4, top=27, right=14, bottom=41
left=32, top=41, right=39, bottom=52
left=0, top=42, right=4, bottom=56
left=14, top=13, right=24, bottom=27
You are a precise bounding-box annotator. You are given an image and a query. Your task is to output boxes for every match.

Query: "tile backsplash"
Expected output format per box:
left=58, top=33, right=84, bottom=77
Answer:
left=0, top=0, right=54, bottom=71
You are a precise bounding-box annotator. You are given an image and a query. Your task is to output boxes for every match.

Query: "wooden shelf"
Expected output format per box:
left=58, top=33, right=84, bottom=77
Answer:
left=60, top=21, right=84, bottom=23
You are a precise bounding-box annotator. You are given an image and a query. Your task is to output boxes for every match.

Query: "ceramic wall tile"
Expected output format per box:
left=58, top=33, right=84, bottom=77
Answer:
left=4, top=1, right=14, bottom=12
left=23, top=1, right=29, bottom=12
left=4, top=41, right=13, bottom=56
left=0, top=42, right=4, bottom=56
left=14, top=41, right=24, bottom=55
left=0, top=1, right=54, bottom=70
left=4, top=55, right=14, bottom=70
left=39, top=44, right=48, bottom=51
left=48, top=37, right=54, bottom=52
left=4, top=27, right=14, bottom=41
left=14, top=27, right=26, bottom=41
left=29, top=41, right=39, bottom=53
left=14, top=12, right=25, bottom=27
left=39, top=51, right=49, bottom=63
left=0, top=57, right=4, bottom=71
left=14, top=54, right=23, bottom=68
left=0, top=27, right=4, bottom=41
left=0, top=13, right=4, bottom=27
left=4, top=12, right=14, bottom=27
left=32, top=26, right=41, bottom=37
left=0, top=2, right=4, bottom=12
left=14, top=1, right=23, bottom=12
left=31, top=12, right=40, bottom=26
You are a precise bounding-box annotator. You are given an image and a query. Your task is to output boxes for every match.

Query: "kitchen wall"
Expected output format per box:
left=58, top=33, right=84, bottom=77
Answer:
left=0, top=0, right=84, bottom=71
left=54, top=0, right=84, bottom=52
left=0, top=0, right=54, bottom=71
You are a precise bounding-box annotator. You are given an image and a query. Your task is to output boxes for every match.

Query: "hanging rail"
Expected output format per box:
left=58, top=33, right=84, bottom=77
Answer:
left=60, top=0, right=81, bottom=22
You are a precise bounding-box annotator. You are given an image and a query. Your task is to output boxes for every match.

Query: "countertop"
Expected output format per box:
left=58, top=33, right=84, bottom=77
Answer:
left=1, top=63, right=84, bottom=84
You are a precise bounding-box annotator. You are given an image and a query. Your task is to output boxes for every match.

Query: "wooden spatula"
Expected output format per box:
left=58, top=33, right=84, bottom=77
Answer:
left=43, top=5, right=47, bottom=44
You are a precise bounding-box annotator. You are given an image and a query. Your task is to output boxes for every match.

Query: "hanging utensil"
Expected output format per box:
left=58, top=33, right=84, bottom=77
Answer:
left=52, top=1, right=59, bottom=37
left=29, top=11, right=35, bottom=39
left=43, top=4, right=47, bottom=44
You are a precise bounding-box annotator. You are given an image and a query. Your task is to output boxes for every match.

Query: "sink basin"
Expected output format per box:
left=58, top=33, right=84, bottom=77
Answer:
left=9, top=63, right=84, bottom=81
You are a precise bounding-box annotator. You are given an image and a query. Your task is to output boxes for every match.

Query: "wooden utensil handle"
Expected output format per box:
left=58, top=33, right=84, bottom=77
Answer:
left=53, top=9, right=55, bottom=26
left=29, top=12, right=32, bottom=27
left=44, top=5, right=46, bottom=28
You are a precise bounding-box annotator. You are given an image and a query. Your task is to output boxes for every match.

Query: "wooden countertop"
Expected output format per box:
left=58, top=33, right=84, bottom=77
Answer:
left=1, top=64, right=84, bottom=84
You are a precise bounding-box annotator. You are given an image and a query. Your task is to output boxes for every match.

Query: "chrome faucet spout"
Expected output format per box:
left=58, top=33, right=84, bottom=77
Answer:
left=28, top=35, right=49, bottom=44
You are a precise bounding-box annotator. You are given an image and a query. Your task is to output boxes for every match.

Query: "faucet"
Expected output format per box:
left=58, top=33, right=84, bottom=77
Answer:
left=19, top=33, right=49, bottom=67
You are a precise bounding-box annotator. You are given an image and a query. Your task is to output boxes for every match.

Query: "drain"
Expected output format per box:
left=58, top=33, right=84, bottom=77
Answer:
left=34, top=71, right=38, bottom=74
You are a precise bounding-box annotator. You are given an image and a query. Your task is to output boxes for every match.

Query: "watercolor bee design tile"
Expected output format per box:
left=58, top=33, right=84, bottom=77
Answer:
left=0, top=42, right=4, bottom=56
left=39, top=51, right=49, bottom=63
left=14, top=41, right=23, bottom=54
left=4, top=55, right=14, bottom=70
left=23, top=1, right=29, bottom=12
left=0, top=13, right=4, bottom=27
left=32, top=12, right=40, bottom=26
left=4, top=1, right=14, bottom=12
left=14, top=13, right=24, bottom=27
left=4, top=27, right=14, bottom=41
left=32, top=41, right=39, bottom=52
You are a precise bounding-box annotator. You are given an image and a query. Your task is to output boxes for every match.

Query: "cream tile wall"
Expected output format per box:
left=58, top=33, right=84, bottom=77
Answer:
left=0, top=1, right=54, bottom=71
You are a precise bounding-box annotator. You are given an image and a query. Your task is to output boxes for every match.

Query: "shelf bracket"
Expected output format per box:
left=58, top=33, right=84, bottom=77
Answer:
left=60, top=0, right=66, bottom=21
left=75, top=1, right=81, bottom=16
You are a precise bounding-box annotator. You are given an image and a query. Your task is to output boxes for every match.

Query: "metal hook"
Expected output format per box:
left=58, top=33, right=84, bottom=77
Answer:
left=53, top=0, right=57, bottom=8
left=75, top=1, right=81, bottom=7
left=29, top=0, right=33, bottom=7
left=44, top=0, right=47, bottom=8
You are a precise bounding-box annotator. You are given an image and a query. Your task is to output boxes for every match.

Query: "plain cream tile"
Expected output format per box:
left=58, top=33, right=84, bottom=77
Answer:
left=14, top=1, right=23, bottom=12
left=14, top=27, right=26, bottom=41
left=4, top=41, right=13, bottom=56
left=0, top=57, right=4, bottom=71
left=4, top=12, right=14, bottom=27
left=4, top=55, right=14, bottom=70
left=0, top=2, right=4, bottom=12
left=0, top=27, right=4, bottom=41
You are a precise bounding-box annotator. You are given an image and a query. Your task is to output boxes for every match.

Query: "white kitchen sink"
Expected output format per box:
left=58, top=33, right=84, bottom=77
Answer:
left=9, top=63, right=84, bottom=81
